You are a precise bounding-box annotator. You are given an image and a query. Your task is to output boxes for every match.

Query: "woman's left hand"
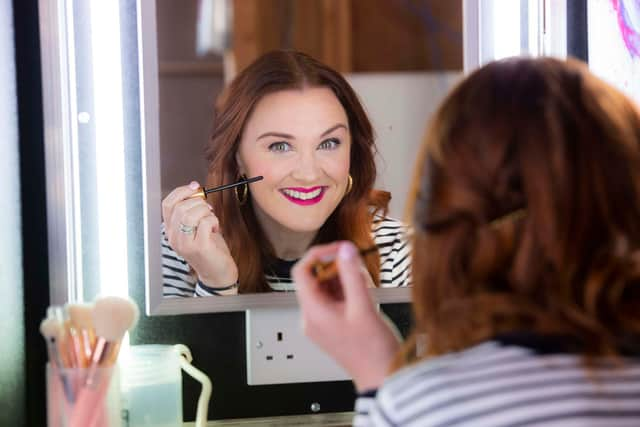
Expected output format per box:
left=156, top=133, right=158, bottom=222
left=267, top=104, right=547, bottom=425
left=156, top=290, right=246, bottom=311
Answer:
left=292, top=241, right=401, bottom=392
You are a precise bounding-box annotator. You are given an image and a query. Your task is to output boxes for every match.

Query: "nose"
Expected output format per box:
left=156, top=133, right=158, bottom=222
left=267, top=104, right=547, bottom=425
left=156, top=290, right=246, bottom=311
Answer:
left=292, top=149, right=321, bottom=182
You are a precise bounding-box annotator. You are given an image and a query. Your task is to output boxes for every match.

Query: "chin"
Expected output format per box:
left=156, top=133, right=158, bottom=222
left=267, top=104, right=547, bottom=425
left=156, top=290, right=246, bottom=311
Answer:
left=281, top=219, right=325, bottom=233
left=277, top=213, right=329, bottom=233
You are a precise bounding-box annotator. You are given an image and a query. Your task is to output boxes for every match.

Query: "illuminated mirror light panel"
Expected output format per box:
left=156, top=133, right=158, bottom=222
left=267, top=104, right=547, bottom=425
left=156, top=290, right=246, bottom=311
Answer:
left=90, top=0, right=129, bottom=298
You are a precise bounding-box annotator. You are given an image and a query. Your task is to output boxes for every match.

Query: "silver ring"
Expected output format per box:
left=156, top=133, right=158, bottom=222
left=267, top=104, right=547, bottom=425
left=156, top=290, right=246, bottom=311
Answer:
left=178, top=222, right=196, bottom=234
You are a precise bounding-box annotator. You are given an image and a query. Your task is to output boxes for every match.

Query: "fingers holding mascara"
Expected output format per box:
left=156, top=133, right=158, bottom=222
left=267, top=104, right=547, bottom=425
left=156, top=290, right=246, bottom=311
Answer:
left=162, top=181, right=239, bottom=289
left=166, top=198, right=211, bottom=246
left=161, top=181, right=202, bottom=228
left=196, top=211, right=221, bottom=235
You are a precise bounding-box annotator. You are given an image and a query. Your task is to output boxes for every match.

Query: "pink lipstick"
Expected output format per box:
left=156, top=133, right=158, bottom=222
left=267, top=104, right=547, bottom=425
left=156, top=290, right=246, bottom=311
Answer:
left=280, top=186, right=326, bottom=206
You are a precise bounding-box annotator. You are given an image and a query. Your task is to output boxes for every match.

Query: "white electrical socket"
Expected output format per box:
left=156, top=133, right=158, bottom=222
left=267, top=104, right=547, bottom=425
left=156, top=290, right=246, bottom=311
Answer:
left=246, top=306, right=350, bottom=385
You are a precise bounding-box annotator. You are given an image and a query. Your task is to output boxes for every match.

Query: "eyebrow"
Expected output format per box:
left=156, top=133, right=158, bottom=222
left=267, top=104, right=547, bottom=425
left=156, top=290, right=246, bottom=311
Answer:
left=320, top=123, right=348, bottom=137
left=256, top=131, right=294, bottom=140
left=256, top=123, right=348, bottom=141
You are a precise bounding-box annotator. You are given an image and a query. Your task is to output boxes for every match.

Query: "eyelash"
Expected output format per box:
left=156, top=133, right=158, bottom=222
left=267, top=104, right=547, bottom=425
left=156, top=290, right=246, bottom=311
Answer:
left=267, top=138, right=341, bottom=152
left=268, top=141, right=291, bottom=152
left=319, top=138, right=341, bottom=150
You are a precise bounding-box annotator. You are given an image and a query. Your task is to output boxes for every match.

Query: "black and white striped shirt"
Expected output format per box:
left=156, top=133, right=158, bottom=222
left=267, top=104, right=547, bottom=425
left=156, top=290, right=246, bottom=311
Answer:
left=162, top=216, right=411, bottom=297
left=354, top=334, right=640, bottom=427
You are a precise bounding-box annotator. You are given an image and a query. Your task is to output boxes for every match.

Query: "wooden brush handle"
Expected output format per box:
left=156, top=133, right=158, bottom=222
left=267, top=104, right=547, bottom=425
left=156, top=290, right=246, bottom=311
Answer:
left=310, top=246, right=378, bottom=282
left=311, top=260, right=339, bottom=283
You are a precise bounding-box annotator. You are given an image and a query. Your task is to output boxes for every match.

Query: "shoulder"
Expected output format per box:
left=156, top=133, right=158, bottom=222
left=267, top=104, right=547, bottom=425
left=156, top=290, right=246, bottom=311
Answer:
left=370, top=215, right=412, bottom=249
left=369, top=340, right=640, bottom=426
left=367, top=342, right=532, bottom=425
left=372, top=215, right=412, bottom=287
left=371, top=215, right=411, bottom=236
left=380, top=341, right=517, bottom=395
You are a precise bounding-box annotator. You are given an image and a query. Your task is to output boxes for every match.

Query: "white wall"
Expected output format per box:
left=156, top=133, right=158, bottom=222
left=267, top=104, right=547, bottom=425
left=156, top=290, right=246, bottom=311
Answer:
left=347, top=72, right=461, bottom=219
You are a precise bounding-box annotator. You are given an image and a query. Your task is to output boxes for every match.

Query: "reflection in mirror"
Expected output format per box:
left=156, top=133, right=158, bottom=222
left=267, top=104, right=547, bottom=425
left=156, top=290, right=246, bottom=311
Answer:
left=146, top=0, right=462, bottom=314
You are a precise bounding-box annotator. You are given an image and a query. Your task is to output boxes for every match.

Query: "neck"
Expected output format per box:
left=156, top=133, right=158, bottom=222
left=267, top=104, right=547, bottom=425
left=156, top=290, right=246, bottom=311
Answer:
left=253, top=208, right=317, bottom=261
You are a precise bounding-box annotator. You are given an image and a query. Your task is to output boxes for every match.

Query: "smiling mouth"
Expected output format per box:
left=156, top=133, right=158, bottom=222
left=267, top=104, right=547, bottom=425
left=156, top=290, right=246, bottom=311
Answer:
left=280, top=187, right=326, bottom=205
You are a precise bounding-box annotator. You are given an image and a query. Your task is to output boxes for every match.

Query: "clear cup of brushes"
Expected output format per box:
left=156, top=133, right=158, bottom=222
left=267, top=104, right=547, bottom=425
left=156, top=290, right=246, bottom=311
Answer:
left=42, top=296, right=139, bottom=427
left=47, top=364, right=122, bottom=427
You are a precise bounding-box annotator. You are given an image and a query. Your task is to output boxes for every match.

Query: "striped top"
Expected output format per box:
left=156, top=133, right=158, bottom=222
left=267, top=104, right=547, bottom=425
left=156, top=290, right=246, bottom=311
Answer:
left=162, top=216, right=411, bottom=297
left=354, top=334, right=640, bottom=427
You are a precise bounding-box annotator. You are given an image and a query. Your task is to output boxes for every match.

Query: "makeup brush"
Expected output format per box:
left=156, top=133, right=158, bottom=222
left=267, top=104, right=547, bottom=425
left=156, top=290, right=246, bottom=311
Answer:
left=47, top=305, right=74, bottom=369
left=188, top=175, right=263, bottom=199
left=88, top=296, right=139, bottom=376
left=311, top=245, right=379, bottom=283
left=63, top=304, right=88, bottom=368
left=67, top=303, right=95, bottom=367
left=40, top=317, right=75, bottom=402
left=40, top=317, right=65, bottom=370
left=71, top=297, right=139, bottom=427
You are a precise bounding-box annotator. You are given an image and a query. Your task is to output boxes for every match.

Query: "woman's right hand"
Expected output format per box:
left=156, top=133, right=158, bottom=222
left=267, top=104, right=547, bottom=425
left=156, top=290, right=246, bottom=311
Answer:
left=162, top=181, right=239, bottom=287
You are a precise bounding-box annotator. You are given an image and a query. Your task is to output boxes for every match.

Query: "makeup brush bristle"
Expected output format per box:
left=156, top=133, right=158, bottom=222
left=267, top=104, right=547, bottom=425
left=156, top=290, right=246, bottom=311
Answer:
left=92, top=296, right=140, bottom=342
left=47, top=305, right=64, bottom=322
left=67, top=303, right=94, bottom=330
left=39, top=317, right=62, bottom=340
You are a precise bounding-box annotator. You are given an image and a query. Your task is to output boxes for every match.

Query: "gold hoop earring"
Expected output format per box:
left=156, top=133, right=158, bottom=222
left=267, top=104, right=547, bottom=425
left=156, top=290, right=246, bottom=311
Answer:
left=345, top=174, right=353, bottom=195
left=235, top=174, right=248, bottom=205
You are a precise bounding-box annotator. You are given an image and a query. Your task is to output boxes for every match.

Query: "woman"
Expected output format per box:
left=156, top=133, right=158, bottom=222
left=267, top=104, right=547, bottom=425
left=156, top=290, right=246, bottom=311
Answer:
left=293, top=57, right=640, bottom=426
left=161, top=50, right=411, bottom=297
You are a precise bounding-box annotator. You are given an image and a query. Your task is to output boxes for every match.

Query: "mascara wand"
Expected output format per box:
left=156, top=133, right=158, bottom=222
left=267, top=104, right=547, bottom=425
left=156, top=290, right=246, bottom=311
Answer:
left=189, top=176, right=264, bottom=199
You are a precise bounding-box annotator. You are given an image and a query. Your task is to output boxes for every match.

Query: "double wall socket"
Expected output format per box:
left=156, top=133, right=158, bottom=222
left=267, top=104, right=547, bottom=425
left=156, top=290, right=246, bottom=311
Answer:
left=246, top=307, right=350, bottom=385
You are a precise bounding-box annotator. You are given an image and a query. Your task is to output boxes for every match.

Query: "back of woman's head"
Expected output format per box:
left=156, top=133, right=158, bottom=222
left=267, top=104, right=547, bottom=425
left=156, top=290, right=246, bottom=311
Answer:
left=205, top=50, right=384, bottom=293
left=409, top=57, right=640, bottom=357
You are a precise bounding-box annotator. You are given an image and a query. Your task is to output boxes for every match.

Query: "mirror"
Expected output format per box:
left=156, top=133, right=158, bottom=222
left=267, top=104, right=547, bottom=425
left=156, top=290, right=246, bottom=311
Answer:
left=144, top=0, right=463, bottom=314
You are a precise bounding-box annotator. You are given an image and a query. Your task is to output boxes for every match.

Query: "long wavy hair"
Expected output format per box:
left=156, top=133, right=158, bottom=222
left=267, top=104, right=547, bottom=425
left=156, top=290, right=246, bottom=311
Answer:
left=205, top=50, right=388, bottom=293
left=397, top=57, right=640, bottom=366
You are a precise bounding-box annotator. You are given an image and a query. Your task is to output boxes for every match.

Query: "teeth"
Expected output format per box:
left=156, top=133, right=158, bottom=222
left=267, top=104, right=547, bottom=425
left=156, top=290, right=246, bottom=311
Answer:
left=282, top=188, right=323, bottom=200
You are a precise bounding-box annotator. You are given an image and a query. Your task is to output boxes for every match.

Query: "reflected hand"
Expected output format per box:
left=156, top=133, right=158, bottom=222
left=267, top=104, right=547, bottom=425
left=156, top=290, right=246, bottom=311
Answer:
left=292, top=241, right=401, bottom=392
left=162, top=181, right=238, bottom=287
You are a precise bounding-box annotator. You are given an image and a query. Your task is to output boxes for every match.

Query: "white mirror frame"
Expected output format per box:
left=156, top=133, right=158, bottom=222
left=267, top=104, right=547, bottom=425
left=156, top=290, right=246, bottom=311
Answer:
left=39, top=0, right=83, bottom=305
left=42, top=0, right=141, bottom=305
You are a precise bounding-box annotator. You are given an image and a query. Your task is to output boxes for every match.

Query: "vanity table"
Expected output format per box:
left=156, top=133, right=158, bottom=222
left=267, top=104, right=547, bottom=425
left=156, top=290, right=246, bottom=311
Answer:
left=185, top=411, right=353, bottom=426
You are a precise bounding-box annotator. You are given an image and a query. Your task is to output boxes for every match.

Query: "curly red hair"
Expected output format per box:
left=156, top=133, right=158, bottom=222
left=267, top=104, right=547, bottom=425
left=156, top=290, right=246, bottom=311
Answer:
left=398, top=57, right=640, bottom=366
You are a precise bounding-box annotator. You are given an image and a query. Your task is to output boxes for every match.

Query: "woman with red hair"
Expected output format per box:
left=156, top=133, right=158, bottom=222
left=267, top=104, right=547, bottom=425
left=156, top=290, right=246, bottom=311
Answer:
left=294, top=57, right=640, bottom=426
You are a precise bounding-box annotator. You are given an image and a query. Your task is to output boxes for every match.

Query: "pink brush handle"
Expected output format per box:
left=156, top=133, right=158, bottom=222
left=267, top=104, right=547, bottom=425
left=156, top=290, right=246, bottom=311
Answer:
left=69, top=335, right=123, bottom=427
left=69, top=372, right=112, bottom=427
left=68, top=337, right=113, bottom=427
left=47, top=364, right=73, bottom=427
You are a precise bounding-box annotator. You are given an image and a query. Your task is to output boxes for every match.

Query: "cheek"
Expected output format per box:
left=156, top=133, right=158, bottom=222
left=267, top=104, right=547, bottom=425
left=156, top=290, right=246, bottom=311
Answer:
left=241, top=151, right=275, bottom=178
left=322, top=152, right=351, bottom=181
left=245, top=158, right=289, bottom=193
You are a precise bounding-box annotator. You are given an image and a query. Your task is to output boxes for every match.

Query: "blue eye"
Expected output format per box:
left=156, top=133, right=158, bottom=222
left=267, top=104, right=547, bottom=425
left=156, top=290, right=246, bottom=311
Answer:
left=319, top=138, right=340, bottom=150
left=268, top=141, right=291, bottom=152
